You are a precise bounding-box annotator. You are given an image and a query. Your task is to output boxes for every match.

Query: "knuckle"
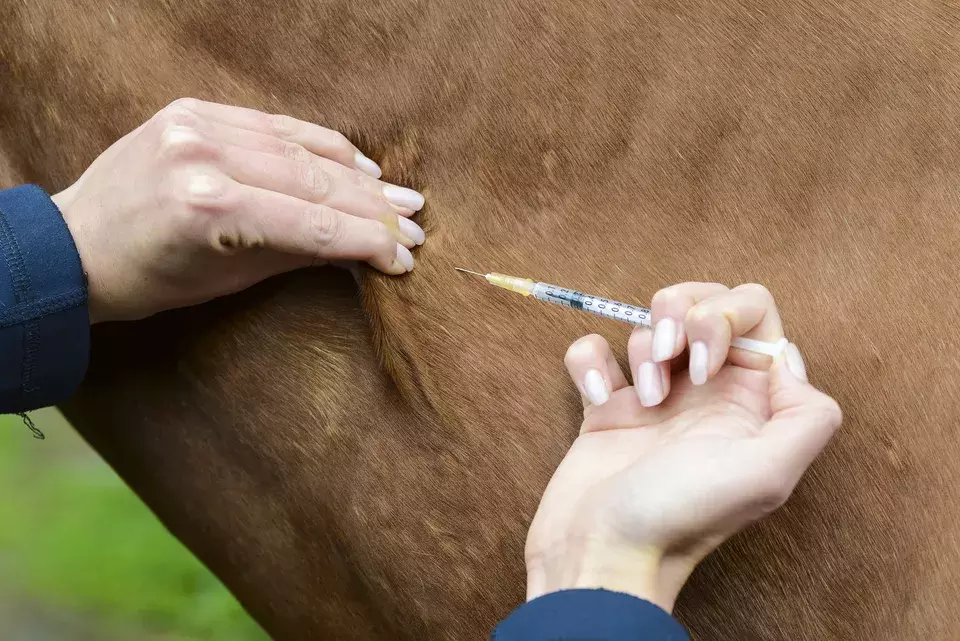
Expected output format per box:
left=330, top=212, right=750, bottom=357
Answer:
left=156, top=101, right=201, bottom=128
left=701, top=282, right=729, bottom=292
left=348, top=166, right=370, bottom=188
left=328, top=130, right=353, bottom=152
left=651, top=285, right=681, bottom=306
left=281, top=141, right=311, bottom=163
left=685, top=302, right=711, bottom=323
left=167, top=171, right=231, bottom=211
left=158, top=125, right=217, bottom=162
left=297, top=163, right=333, bottom=203
left=736, top=282, right=775, bottom=305
left=269, top=113, right=299, bottom=138
left=564, top=334, right=604, bottom=366
left=369, top=221, right=393, bottom=254
left=211, top=223, right=264, bottom=254
left=650, top=288, right=679, bottom=311
left=169, top=97, right=201, bottom=112
left=321, top=159, right=352, bottom=181
left=654, top=282, right=728, bottom=308
left=307, top=207, right=345, bottom=251
left=685, top=308, right=728, bottom=343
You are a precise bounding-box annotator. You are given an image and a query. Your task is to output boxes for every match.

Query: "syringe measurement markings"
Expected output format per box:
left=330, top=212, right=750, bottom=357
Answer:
left=538, top=285, right=651, bottom=326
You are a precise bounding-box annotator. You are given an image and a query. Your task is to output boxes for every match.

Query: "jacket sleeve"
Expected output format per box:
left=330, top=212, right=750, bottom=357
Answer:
left=492, top=589, right=691, bottom=641
left=0, top=185, right=89, bottom=414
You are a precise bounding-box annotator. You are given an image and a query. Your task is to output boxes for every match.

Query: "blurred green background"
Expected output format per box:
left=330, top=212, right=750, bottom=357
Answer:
left=0, top=410, right=269, bottom=641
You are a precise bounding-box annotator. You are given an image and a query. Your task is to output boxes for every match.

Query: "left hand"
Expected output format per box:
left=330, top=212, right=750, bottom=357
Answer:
left=53, top=99, right=426, bottom=323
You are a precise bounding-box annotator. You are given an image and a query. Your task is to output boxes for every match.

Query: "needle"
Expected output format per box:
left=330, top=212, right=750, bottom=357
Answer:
left=450, top=266, right=789, bottom=357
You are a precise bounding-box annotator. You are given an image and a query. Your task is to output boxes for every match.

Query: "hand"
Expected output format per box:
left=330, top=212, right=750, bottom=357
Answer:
left=525, top=283, right=842, bottom=612
left=52, top=99, right=426, bottom=323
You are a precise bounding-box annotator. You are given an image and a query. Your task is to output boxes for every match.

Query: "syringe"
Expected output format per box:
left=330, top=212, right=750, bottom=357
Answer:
left=454, top=268, right=787, bottom=358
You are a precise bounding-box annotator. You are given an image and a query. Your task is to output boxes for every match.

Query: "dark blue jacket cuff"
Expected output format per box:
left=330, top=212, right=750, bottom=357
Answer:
left=0, top=185, right=89, bottom=413
left=493, top=589, right=690, bottom=641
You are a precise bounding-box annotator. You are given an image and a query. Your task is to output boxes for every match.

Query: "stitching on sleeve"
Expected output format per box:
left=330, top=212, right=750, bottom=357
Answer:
left=0, top=287, right=87, bottom=328
left=0, top=202, right=32, bottom=305
left=0, top=201, right=36, bottom=405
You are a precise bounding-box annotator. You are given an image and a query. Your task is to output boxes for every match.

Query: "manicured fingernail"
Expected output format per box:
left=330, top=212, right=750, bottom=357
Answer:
left=689, top=341, right=709, bottom=386
left=583, top=369, right=610, bottom=406
left=383, top=261, right=407, bottom=275
left=355, top=151, right=382, bottom=179
left=384, top=185, right=425, bottom=211
left=637, top=362, right=664, bottom=407
left=652, top=318, right=678, bottom=362
left=395, top=243, right=414, bottom=272
left=397, top=216, right=425, bottom=246
left=784, top=342, right=808, bottom=382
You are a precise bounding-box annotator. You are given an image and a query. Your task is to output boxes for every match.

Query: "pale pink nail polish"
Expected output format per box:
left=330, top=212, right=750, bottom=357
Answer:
left=398, top=217, right=425, bottom=246
left=384, top=185, right=425, bottom=211
left=689, top=341, right=709, bottom=386
left=583, top=369, right=610, bottom=405
left=394, top=243, right=415, bottom=272
left=637, top=362, right=664, bottom=407
left=652, top=318, right=678, bottom=362
left=784, top=342, right=808, bottom=382
left=355, top=151, right=382, bottom=178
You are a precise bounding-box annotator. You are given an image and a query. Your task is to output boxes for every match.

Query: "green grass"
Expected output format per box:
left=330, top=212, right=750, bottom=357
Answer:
left=0, top=410, right=269, bottom=641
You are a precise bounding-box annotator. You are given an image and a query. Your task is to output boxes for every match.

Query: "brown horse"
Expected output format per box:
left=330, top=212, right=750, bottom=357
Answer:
left=3, top=1, right=959, bottom=639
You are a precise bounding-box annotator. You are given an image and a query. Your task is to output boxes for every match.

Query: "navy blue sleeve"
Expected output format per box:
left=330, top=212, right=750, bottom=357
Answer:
left=0, top=185, right=89, bottom=415
left=493, top=589, right=690, bottom=641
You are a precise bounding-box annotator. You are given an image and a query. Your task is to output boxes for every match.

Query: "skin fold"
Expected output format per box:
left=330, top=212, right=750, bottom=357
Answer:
left=2, top=1, right=960, bottom=639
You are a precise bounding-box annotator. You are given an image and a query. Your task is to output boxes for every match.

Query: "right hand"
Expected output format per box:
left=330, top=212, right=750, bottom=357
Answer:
left=53, top=98, right=426, bottom=323
left=525, top=283, right=842, bottom=612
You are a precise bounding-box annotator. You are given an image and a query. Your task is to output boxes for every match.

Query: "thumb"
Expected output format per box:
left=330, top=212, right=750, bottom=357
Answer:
left=758, top=343, right=843, bottom=477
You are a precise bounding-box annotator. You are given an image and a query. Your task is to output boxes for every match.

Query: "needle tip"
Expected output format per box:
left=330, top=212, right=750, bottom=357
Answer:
left=455, top=268, right=485, bottom=277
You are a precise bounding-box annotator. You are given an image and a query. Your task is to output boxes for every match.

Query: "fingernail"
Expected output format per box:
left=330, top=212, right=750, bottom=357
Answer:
left=384, top=185, right=425, bottom=211
left=395, top=243, right=414, bottom=272
left=583, top=369, right=610, bottom=406
left=652, top=318, right=678, bottom=362
left=784, top=342, right=808, bottom=382
left=397, top=216, right=425, bottom=246
left=689, top=341, right=709, bottom=386
left=355, top=151, right=382, bottom=179
left=383, top=261, right=407, bottom=275
left=637, top=362, right=664, bottom=407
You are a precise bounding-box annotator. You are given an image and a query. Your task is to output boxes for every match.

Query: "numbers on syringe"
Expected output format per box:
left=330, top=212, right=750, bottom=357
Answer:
left=545, top=287, right=576, bottom=309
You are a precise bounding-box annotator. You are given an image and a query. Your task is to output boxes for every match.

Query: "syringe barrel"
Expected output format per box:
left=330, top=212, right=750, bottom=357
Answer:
left=531, top=282, right=652, bottom=326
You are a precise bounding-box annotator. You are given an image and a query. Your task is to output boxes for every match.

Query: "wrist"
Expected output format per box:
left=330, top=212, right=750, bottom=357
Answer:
left=526, top=538, right=679, bottom=613
left=52, top=187, right=105, bottom=324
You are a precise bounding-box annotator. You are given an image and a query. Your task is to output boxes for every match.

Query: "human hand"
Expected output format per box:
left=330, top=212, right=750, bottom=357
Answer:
left=525, top=283, right=842, bottom=612
left=52, top=99, right=426, bottom=323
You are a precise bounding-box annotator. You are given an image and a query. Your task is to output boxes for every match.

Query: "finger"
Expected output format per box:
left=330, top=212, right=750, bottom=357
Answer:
left=750, top=344, right=842, bottom=498
left=684, top=283, right=784, bottom=385
left=174, top=98, right=383, bottom=177
left=215, top=144, right=425, bottom=248
left=564, top=334, right=629, bottom=408
left=224, top=181, right=412, bottom=275
left=579, top=387, right=678, bottom=434
left=627, top=327, right=671, bottom=407
left=196, top=120, right=424, bottom=216
left=650, top=282, right=730, bottom=363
